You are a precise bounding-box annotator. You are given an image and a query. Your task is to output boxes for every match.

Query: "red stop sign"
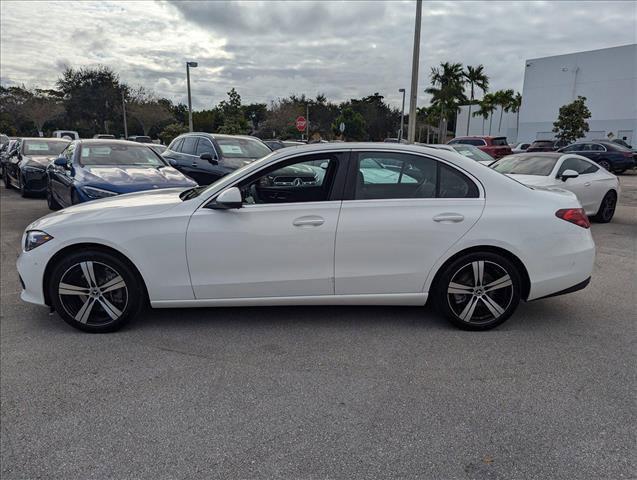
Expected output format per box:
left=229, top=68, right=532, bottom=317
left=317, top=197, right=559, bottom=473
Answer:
left=295, top=116, right=307, bottom=132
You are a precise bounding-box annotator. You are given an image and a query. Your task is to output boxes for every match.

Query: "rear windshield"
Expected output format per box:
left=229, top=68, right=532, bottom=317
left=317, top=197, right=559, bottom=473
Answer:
left=451, top=145, right=494, bottom=162
left=23, top=140, right=69, bottom=156
left=448, top=138, right=486, bottom=146
left=80, top=144, right=166, bottom=166
left=492, top=155, right=558, bottom=176
left=217, top=137, right=271, bottom=159
left=491, top=137, right=508, bottom=146
left=531, top=140, right=554, bottom=146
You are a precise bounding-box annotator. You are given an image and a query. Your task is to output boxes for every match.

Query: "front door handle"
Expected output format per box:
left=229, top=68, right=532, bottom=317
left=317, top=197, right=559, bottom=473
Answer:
left=433, top=213, right=465, bottom=223
left=293, top=216, right=324, bottom=227
left=192, top=162, right=198, bottom=167
left=584, top=182, right=591, bottom=186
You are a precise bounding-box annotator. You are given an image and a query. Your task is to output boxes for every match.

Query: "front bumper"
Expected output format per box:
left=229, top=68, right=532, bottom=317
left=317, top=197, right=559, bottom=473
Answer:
left=22, top=168, right=47, bottom=194
left=16, top=242, right=53, bottom=306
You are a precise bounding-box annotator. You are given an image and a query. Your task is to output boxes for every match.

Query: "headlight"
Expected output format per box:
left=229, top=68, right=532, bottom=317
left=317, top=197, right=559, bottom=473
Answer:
left=82, top=186, right=119, bottom=199
left=24, top=230, right=53, bottom=251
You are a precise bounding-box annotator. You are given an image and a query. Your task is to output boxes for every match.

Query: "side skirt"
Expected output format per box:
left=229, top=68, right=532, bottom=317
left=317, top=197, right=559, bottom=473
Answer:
left=151, top=293, right=428, bottom=308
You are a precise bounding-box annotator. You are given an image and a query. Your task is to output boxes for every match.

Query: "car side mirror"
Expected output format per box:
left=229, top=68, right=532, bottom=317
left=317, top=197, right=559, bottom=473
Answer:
left=168, top=158, right=178, bottom=167
left=560, top=169, right=579, bottom=181
left=200, top=152, right=218, bottom=165
left=320, top=161, right=329, bottom=169
left=210, top=186, right=242, bottom=209
left=54, top=156, right=68, bottom=168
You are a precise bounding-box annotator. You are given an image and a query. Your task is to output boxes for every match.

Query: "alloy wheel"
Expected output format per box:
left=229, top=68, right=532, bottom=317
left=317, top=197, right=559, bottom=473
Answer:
left=447, top=260, right=514, bottom=325
left=601, top=194, right=616, bottom=222
left=58, top=261, right=128, bottom=326
left=599, top=161, right=611, bottom=171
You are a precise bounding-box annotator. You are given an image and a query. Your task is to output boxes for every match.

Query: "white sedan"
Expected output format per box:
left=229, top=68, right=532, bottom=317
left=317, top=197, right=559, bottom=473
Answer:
left=491, top=152, right=619, bottom=222
left=17, top=143, right=595, bottom=333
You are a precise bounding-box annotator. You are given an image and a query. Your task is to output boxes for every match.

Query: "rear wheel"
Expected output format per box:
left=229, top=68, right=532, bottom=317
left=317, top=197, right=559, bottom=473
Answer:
left=433, top=252, right=522, bottom=330
left=592, top=191, right=617, bottom=223
left=48, top=250, right=145, bottom=333
left=3, top=167, right=12, bottom=189
left=598, top=160, right=612, bottom=171
left=616, top=169, right=626, bottom=175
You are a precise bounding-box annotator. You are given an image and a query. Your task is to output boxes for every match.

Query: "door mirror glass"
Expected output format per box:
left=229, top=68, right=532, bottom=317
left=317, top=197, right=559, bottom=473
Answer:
left=211, top=186, right=242, bottom=209
left=200, top=152, right=218, bottom=165
left=168, top=158, right=178, bottom=167
left=560, top=169, right=579, bottom=181
left=54, top=156, right=68, bottom=168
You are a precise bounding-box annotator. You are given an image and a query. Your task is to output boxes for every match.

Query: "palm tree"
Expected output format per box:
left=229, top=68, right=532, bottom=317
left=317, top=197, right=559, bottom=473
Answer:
left=494, top=89, right=515, bottom=134
left=463, top=65, right=489, bottom=135
left=473, top=93, right=497, bottom=135
left=510, top=91, right=522, bottom=139
left=425, top=62, right=467, bottom=141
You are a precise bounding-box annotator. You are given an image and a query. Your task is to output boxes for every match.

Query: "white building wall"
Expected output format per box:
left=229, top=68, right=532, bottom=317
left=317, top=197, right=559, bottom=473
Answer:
left=455, top=44, right=637, bottom=145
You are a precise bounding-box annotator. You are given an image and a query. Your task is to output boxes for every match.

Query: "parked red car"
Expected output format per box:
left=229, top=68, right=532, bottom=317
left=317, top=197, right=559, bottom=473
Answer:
left=448, top=136, right=512, bottom=159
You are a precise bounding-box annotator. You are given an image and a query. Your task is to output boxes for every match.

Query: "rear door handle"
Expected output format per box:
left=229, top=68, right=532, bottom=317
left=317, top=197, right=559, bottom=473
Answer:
left=293, top=216, right=324, bottom=227
left=584, top=182, right=591, bottom=186
left=433, top=213, right=465, bottom=223
left=192, top=162, right=198, bottom=167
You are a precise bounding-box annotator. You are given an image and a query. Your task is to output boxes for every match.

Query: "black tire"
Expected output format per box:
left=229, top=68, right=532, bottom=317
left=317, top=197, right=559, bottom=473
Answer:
left=46, top=182, right=62, bottom=210
left=48, top=250, right=145, bottom=333
left=71, top=189, right=80, bottom=205
left=3, top=167, right=12, bottom=189
left=598, top=160, right=612, bottom=171
left=433, top=252, right=522, bottom=331
left=592, top=191, right=617, bottom=223
left=18, top=173, right=30, bottom=198
left=615, top=169, right=626, bottom=175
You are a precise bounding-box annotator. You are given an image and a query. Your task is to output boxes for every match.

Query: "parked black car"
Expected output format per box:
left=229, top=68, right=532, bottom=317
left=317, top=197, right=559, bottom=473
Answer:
left=127, top=135, right=152, bottom=143
left=263, top=139, right=304, bottom=151
left=0, top=139, right=18, bottom=177
left=526, top=139, right=568, bottom=152
left=558, top=141, right=636, bottom=173
left=162, top=133, right=272, bottom=185
left=3, top=138, right=70, bottom=196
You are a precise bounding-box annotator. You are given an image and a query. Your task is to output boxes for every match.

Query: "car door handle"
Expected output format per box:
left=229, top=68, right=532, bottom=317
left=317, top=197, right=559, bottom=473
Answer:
left=191, top=162, right=198, bottom=167
left=433, top=213, right=465, bottom=223
left=293, top=216, right=324, bottom=227
left=584, top=182, right=591, bottom=186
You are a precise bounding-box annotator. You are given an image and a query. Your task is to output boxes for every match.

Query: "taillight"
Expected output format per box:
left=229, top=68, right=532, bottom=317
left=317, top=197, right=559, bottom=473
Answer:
left=556, top=208, right=590, bottom=229
left=623, top=152, right=633, bottom=158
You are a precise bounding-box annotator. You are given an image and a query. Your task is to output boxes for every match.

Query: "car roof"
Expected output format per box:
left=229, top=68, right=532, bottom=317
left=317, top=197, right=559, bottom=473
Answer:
left=452, top=136, right=503, bottom=139
left=180, top=132, right=263, bottom=141
left=77, top=139, right=151, bottom=146
left=506, top=152, right=563, bottom=158
left=19, top=137, right=70, bottom=142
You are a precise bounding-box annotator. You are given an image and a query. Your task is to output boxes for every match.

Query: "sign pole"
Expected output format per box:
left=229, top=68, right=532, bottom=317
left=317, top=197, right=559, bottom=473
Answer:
left=407, top=0, right=422, bottom=144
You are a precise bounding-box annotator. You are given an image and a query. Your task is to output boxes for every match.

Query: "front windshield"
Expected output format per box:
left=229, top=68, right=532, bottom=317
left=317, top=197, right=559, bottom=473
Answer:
left=23, top=140, right=69, bottom=156
left=451, top=145, right=494, bottom=162
left=216, top=137, right=271, bottom=159
left=492, top=155, right=558, bottom=176
left=80, top=144, right=166, bottom=166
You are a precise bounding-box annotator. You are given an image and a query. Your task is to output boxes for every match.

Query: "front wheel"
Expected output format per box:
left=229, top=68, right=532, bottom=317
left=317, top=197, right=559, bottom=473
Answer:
left=592, top=191, right=616, bottom=223
left=46, top=183, right=62, bottom=210
left=48, top=250, right=145, bottom=332
left=433, top=252, right=522, bottom=330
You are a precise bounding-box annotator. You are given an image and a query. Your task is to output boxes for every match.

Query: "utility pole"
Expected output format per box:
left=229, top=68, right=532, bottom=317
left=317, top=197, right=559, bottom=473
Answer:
left=306, top=103, right=310, bottom=142
left=121, top=91, right=128, bottom=139
left=186, top=61, right=198, bottom=132
left=407, top=0, right=422, bottom=143
left=399, top=88, right=406, bottom=141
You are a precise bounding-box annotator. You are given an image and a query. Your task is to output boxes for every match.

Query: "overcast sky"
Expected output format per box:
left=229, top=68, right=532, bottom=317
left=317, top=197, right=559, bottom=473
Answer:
left=1, top=1, right=635, bottom=109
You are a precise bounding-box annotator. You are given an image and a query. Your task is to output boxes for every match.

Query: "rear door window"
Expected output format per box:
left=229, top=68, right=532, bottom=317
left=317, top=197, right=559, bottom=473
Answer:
left=491, top=138, right=508, bottom=146
left=170, top=138, right=184, bottom=153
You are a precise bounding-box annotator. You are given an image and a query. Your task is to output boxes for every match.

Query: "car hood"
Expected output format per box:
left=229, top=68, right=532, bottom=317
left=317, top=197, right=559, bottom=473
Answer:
left=23, top=155, right=54, bottom=168
left=27, top=187, right=189, bottom=233
left=81, top=165, right=196, bottom=191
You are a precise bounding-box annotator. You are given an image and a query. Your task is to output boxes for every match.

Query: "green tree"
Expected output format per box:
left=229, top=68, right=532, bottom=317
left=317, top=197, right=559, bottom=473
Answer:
left=243, top=103, right=268, bottom=132
left=510, top=92, right=522, bottom=138
left=552, top=96, right=591, bottom=144
left=57, top=66, right=128, bottom=136
left=348, top=93, right=400, bottom=141
left=473, top=93, right=497, bottom=135
left=217, top=88, right=248, bottom=134
left=127, top=92, right=174, bottom=136
left=463, top=65, right=489, bottom=135
left=493, top=89, right=515, bottom=133
left=425, top=62, right=467, bottom=140
left=332, top=107, right=366, bottom=141
left=159, top=123, right=188, bottom=145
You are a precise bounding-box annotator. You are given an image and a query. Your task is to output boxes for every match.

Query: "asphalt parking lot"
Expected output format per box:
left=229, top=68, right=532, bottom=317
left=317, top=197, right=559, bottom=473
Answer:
left=1, top=175, right=635, bottom=480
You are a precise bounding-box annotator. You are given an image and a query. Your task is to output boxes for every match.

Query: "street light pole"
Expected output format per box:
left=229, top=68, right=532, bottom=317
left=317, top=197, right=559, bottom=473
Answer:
left=186, top=61, right=198, bottom=132
left=407, top=0, right=422, bottom=144
left=121, top=91, right=128, bottom=139
left=398, top=88, right=406, bottom=141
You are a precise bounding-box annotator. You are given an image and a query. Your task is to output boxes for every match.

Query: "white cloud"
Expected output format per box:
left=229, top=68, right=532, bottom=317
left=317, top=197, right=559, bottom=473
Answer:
left=1, top=0, right=635, bottom=109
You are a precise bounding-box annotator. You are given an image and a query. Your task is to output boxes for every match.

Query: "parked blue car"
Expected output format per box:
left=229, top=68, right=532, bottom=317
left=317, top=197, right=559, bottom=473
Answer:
left=46, top=139, right=197, bottom=210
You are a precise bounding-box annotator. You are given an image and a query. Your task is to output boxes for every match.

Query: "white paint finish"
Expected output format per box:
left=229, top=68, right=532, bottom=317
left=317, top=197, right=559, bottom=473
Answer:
left=186, top=201, right=341, bottom=298
left=16, top=142, right=596, bottom=316
left=334, top=198, right=484, bottom=294
left=151, top=293, right=428, bottom=308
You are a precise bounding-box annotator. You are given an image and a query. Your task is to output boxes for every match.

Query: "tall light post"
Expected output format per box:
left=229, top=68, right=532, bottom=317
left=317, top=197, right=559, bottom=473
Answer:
left=407, top=0, right=422, bottom=143
left=186, top=61, right=198, bottom=132
left=398, top=88, right=406, bottom=141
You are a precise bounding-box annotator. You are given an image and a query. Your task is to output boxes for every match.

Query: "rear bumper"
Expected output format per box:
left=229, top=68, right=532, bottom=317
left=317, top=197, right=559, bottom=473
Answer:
left=530, top=277, right=590, bottom=301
